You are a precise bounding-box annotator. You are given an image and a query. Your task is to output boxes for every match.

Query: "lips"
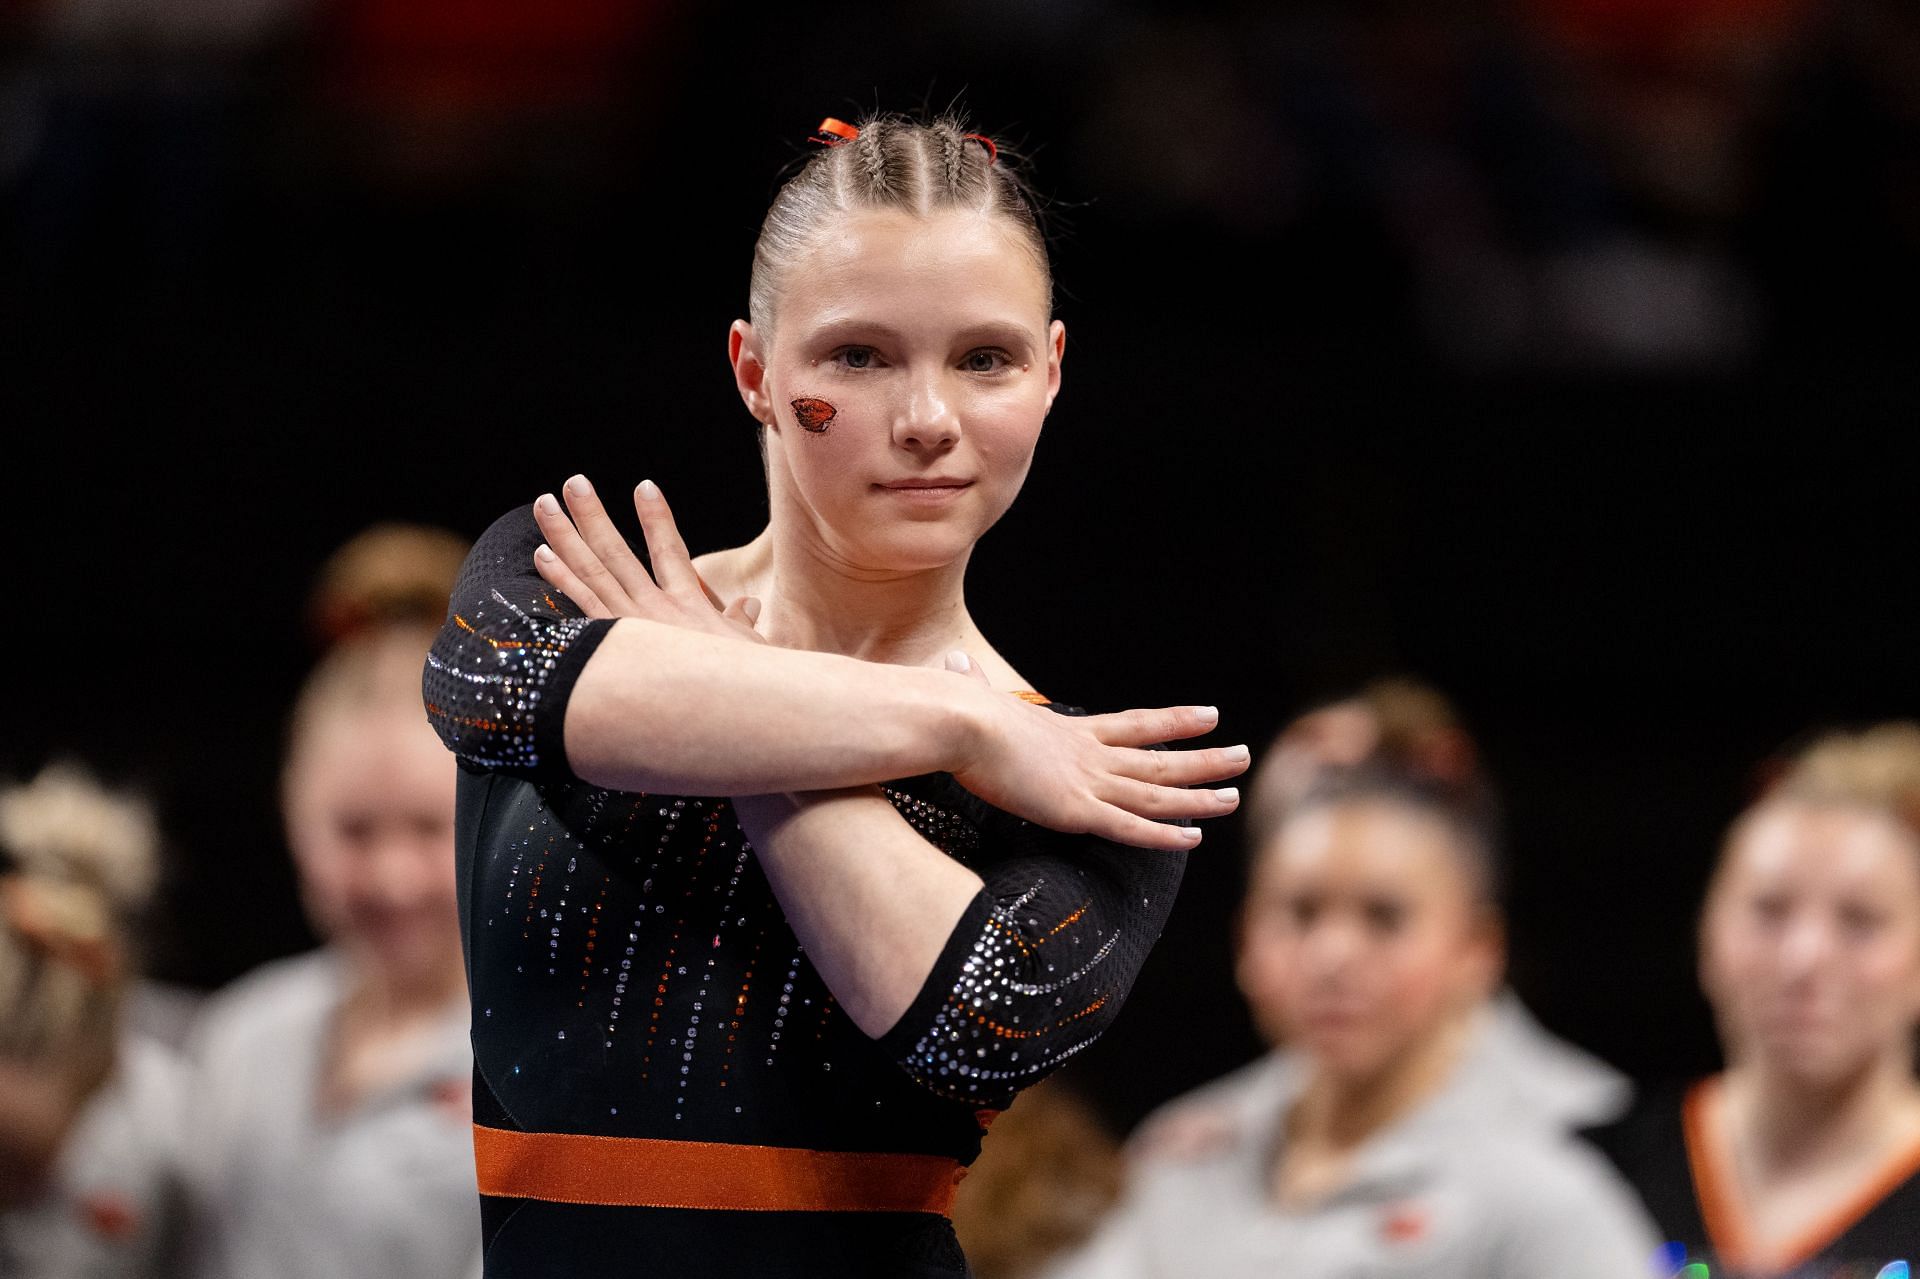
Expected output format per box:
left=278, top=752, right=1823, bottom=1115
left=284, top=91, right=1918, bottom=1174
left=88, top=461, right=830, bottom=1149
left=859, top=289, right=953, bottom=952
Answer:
left=874, top=478, right=974, bottom=504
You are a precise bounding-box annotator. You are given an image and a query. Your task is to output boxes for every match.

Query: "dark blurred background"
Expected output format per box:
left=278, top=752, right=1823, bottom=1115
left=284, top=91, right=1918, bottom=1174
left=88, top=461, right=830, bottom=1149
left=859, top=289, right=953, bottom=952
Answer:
left=5, top=0, right=1917, bottom=1133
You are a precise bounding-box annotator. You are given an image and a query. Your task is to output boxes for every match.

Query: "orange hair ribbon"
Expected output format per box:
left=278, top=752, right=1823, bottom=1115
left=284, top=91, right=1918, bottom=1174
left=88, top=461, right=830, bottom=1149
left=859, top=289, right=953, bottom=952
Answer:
left=811, top=117, right=860, bottom=147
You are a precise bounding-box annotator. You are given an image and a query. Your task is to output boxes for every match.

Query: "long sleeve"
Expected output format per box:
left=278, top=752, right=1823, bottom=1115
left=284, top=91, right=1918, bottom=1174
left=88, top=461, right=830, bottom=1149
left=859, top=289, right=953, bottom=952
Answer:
left=422, top=505, right=615, bottom=781
left=878, top=747, right=1188, bottom=1110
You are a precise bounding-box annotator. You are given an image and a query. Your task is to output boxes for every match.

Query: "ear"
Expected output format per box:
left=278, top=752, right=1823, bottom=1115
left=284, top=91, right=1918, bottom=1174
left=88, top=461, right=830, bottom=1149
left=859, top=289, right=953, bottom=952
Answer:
left=729, top=320, right=775, bottom=429
left=1042, top=319, right=1065, bottom=415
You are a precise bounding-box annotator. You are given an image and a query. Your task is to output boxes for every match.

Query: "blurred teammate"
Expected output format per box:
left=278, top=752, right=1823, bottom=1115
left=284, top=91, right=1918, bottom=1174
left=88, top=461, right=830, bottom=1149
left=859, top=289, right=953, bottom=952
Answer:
left=176, top=525, right=482, bottom=1279
left=1049, top=683, right=1657, bottom=1278
left=1591, top=724, right=1920, bottom=1276
left=0, top=764, right=183, bottom=1277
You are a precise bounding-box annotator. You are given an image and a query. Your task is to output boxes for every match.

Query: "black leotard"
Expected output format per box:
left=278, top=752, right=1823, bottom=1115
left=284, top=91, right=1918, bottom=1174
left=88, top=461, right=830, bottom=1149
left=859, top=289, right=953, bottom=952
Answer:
left=1585, top=1081, right=1920, bottom=1278
left=424, top=506, right=1187, bottom=1278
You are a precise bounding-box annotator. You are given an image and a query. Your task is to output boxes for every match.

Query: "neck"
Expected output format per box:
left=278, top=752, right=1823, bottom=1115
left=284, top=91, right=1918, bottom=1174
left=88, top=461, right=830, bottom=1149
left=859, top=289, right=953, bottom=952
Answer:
left=1722, top=1050, right=1920, bottom=1175
left=1291, top=1007, right=1480, bottom=1152
left=343, top=949, right=467, bottom=1027
left=726, top=527, right=981, bottom=665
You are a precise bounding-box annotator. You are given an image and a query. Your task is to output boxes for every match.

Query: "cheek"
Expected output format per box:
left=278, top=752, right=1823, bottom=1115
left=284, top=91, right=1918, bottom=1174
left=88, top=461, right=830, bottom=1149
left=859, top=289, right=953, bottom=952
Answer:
left=1851, top=933, right=1920, bottom=1008
left=293, top=838, right=358, bottom=915
left=965, top=387, right=1044, bottom=462
left=1376, top=929, right=1476, bottom=1019
left=1238, top=930, right=1299, bottom=1006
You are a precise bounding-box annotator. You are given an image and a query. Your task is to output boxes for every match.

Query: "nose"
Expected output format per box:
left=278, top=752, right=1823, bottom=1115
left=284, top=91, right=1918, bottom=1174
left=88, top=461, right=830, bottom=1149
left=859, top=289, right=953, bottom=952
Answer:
left=359, top=834, right=439, bottom=912
left=1300, top=915, right=1366, bottom=982
left=892, top=367, right=959, bottom=454
left=1776, top=911, right=1836, bottom=981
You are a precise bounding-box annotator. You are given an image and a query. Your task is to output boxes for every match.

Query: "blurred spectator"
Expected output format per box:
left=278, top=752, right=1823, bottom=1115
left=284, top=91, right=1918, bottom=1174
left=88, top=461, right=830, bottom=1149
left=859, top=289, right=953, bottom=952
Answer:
left=0, top=763, right=185, bottom=1278
left=952, top=1078, right=1126, bottom=1279
left=1046, top=681, right=1655, bottom=1278
left=1589, top=724, right=1920, bottom=1273
left=175, top=523, right=481, bottom=1279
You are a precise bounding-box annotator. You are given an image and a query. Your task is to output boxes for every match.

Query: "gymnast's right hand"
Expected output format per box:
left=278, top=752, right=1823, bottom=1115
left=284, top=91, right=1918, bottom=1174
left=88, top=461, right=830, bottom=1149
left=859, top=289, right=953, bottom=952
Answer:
left=530, top=474, right=763, bottom=643
left=942, top=653, right=1248, bottom=852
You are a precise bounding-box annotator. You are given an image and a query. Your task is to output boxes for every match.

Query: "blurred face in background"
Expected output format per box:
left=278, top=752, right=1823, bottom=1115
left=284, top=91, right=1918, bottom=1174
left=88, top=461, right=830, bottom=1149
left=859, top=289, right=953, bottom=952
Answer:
left=1702, top=801, right=1920, bottom=1087
left=1238, top=799, right=1502, bottom=1081
left=283, top=705, right=460, bottom=993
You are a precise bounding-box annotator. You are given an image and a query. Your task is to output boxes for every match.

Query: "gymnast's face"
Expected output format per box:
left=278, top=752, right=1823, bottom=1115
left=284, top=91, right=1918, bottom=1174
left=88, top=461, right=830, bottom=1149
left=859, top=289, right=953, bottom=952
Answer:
left=730, top=207, right=1063, bottom=575
left=1238, top=801, right=1501, bottom=1080
left=284, top=706, right=460, bottom=991
left=1702, top=802, right=1920, bottom=1086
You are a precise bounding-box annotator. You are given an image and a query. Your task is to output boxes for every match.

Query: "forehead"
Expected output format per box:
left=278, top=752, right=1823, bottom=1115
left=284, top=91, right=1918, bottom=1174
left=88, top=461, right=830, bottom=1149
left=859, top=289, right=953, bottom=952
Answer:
left=775, top=208, right=1049, bottom=336
left=292, top=709, right=449, bottom=792
left=1725, top=802, right=1920, bottom=896
left=1255, top=801, right=1464, bottom=894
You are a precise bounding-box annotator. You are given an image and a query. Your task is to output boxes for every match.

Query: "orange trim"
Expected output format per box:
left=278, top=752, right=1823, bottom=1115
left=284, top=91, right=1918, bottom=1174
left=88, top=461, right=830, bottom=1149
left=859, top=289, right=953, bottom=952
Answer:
left=1684, top=1077, right=1752, bottom=1265
left=1684, top=1073, right=1920, bottom=1270
left=472, top=1126, right=964, bottom=1215
left=1011, top=690, right=1051, bottom=705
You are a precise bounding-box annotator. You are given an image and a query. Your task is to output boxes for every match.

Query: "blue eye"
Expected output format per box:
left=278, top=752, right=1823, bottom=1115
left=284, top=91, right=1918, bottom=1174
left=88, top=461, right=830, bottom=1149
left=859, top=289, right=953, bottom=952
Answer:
left=834, top=346, right=877, bottom=370
left=963, top=348, right=1013, bottom=373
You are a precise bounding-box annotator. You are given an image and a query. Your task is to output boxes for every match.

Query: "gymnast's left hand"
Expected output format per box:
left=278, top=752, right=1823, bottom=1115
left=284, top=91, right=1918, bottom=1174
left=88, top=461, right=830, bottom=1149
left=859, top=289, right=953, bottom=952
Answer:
left=529, top=474, right=765, bottom=643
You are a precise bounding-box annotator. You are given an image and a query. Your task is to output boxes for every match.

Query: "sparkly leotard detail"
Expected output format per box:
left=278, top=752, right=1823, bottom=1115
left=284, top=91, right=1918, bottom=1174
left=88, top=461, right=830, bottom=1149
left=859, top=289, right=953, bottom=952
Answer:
left=425, top=506, right=1187, bottom=1277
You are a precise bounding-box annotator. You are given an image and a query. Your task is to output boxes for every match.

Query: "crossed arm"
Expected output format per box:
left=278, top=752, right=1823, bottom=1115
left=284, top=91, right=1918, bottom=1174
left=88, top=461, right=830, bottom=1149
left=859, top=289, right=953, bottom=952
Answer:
left=430, top=475, right=1245, bottom=1045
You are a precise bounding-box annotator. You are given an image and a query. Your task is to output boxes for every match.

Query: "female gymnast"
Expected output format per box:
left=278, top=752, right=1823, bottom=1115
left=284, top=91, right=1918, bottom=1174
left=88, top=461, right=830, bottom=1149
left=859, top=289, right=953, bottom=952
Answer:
left=1591, top=724, right=1920, bottom=1276
left=425, top=112, right=1248, bottom=1277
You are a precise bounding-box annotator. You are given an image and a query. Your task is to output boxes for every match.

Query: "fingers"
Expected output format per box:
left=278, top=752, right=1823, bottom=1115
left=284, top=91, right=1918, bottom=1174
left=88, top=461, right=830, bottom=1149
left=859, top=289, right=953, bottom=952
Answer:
left=559, top=476, right=659, bottom=604
left=1086, top=705, right=1221, bottom=748
left=631, top=479, right=705, bottom=600
left=1109, top=743, right=1250, bottom=788
left=1102, top=777, right=1240, bottom=823
left=720, top=595, right=766, bottom=642
left=943, top=650, right=993, bottom=685
left=533, top=543, right=611, bottom=619
left=1092, top=808, right=1206, bottom=853
left=535, top=491, right=641, bottom=615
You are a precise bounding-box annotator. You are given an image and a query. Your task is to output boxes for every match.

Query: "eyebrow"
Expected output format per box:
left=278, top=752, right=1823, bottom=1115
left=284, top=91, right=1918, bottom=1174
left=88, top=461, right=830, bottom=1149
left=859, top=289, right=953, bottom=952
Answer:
left=806, top=317, right=1041, bottom=351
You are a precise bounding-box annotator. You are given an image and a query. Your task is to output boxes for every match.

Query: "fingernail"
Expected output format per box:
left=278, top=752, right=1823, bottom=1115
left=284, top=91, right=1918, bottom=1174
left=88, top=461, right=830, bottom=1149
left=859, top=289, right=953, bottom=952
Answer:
left=1195, top=706, right=1219, bottom=725
left=742, top=597, right=761, bottom=624
left=536, top=493, right=559, bottom=515
left=566, top=474, right=590, bottom=496
left=1225, top=744, right=1250, bottom=763
left=535, top=544, right=555, bottom=562
left=638, top=479, right=660, bottom=501
left=1184, top=826, right=1204, bottom=844
left=1214, top=788, right=1239, bottom=805
left=944, top=650, right=972, bottom=673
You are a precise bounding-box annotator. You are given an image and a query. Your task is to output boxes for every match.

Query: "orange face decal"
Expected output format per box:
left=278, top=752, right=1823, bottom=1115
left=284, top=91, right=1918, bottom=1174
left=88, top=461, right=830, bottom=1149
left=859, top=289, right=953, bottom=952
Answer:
left=790, top=397, right=837, bottom=434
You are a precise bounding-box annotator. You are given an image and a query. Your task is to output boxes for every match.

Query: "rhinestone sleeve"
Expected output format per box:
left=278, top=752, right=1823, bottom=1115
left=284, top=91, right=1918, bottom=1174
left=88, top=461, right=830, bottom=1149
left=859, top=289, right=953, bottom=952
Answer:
left=879, top=769, right=1189, bottom=1109
left=422, top=505, right=614, bottom=780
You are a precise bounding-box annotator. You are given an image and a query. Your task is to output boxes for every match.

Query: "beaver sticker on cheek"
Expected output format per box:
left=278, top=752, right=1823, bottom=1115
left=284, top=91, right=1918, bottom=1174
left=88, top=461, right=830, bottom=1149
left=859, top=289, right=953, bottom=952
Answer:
left=790, top=397, right=837, bottom=434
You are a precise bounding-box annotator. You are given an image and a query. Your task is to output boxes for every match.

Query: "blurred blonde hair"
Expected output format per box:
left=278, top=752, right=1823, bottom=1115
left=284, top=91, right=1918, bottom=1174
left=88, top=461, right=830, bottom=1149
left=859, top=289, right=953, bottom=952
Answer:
left=0, top=764, right=159, bottom=1092
left=1752, top=721, right=1920, bottom=844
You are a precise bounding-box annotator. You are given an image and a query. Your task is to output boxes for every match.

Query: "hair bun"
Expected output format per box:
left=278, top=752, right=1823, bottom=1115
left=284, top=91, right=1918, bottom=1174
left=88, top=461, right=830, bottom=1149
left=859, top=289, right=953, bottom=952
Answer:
left=0, top=764, right=159, bottom=919
left=308, top=523, right=469, bottom=647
